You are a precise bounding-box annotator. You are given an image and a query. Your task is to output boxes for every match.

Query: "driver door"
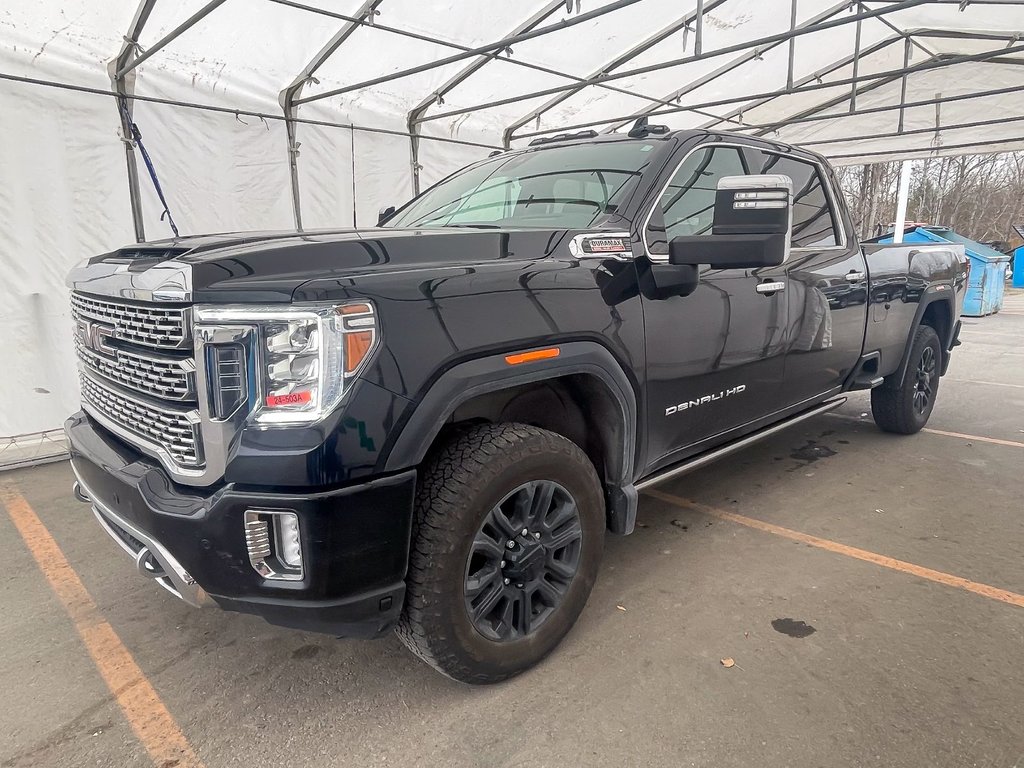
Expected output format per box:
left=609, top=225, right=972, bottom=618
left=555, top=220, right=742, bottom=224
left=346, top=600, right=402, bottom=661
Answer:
left=640, top=143, right=789, bottom=473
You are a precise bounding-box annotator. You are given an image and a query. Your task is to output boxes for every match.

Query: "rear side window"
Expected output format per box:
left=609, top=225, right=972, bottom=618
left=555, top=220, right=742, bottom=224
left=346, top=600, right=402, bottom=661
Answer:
left=646, top=146, right=747, bottom=256
left=743, top=150, right=839, bottom=248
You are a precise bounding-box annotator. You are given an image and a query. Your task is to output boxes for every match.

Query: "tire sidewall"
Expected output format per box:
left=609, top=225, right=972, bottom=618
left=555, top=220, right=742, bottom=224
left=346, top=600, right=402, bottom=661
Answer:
left=906, top=326, right=942, bottom=429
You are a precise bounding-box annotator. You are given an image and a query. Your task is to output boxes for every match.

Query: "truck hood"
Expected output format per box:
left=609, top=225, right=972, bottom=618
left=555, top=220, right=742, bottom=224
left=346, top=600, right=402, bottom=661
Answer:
left=70, top=227, right=568, bottom=303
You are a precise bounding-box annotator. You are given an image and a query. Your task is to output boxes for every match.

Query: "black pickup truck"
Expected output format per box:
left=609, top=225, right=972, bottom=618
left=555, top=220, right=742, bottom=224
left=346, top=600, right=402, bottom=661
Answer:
left=66, top=125, right=967, bottom=683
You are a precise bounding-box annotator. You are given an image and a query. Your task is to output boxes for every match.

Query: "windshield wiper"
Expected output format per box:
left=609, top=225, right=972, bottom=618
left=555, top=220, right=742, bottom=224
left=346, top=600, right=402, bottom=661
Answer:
left=442, top=223, right=503, bottom=229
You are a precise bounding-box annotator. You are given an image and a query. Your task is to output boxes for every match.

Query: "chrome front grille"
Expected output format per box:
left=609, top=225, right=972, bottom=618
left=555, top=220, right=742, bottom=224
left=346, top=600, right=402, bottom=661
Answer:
left=79, top=373, right=202, bottom=466
left=72, top=289, right=204, bottom=472
left=75, top=338, right=195, bottom=401
left=71, top=292, right=189, bottom=349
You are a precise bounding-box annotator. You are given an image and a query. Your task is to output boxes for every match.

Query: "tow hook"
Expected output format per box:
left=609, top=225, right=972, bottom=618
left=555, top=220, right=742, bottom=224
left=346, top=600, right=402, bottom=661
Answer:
left=72, top=481, right=89, bottom=503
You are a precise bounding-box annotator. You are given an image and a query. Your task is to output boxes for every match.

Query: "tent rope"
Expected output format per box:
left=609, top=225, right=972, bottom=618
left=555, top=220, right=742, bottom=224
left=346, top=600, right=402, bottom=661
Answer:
left=117, top=99, right=180, bottom=238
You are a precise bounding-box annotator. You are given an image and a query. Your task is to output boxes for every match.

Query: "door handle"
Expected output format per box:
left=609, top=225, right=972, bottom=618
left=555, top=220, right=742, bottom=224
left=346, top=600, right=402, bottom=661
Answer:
left=845, top=271, right=866, bottom=281
left=755, top=281, right=786, bottom=294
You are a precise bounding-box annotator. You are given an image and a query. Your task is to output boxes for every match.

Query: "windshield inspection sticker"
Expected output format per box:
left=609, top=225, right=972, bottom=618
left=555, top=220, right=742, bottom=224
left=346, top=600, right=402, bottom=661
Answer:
left=665, top=385, right=746, bottom=415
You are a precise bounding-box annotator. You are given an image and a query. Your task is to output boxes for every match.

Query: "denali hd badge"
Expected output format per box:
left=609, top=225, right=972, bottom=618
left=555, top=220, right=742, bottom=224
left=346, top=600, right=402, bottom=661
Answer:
left=665, top=385, right=746, bottom=415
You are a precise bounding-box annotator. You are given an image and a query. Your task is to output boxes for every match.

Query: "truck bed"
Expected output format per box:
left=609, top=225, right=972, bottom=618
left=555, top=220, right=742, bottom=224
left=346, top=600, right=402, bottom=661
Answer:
left=861, top=242, right=967, bottom=377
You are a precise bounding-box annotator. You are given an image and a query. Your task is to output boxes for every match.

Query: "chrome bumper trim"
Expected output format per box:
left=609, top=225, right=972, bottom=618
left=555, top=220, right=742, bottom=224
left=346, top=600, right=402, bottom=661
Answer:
left=71, top=473, right=210, bottom=608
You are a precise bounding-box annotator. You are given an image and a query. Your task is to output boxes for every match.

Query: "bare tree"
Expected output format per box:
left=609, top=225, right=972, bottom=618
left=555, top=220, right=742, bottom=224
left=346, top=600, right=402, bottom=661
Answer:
left=833, top=152, right=1024, bottom=247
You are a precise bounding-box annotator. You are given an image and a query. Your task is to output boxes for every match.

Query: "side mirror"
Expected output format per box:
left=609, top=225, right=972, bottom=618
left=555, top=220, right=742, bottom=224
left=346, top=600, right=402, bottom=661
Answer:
left=377, top=205, right=396, bottom=226
left=669, top=174, right=792, bottom=270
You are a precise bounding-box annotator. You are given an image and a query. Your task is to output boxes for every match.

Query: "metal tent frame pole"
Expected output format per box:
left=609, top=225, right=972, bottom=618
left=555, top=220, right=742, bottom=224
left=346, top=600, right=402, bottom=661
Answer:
left=509, top=43, right=1024, bottom=141
left=799, top=114, right=1024, bottom=149
left=696, top=33, right=908, bottom=133
left=595, top=0, right=857, bottom=136
left=275, top=0, right=673, bottom=108
left=278, top=0, right=675, bottom=198
left=110, top=0, right=159, bottom=243
left=898, top=36, right=913, bottom=133
left=729, top=83, right=1024, bottom=134
left=0, top=73, right=504, bottom=150
left=499, top=0, right=731, bottom=148
left=294, top=0, right=646, bottom=106
left=693, top=21, right=947, bottom=133
left=703, top=28, right=1021, bottom=135
left=114, top=0, right=229, bottom=78
left=748, top=39, right=921, bottom=136
left=851, top=3, right=864, bottom=113
left=827, top=134, right=1024, bottom=161
left=405, top=0, right=567, bottom=196
left=709, top=28, right=1023, bottom=138
left=423, top=0, right=935, bottom=129
left=279, top=0, right=383, bottom=231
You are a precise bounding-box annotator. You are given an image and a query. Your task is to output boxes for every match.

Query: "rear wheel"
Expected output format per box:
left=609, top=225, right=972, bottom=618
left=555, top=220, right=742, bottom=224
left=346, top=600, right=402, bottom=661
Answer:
left=871, top=324, right=942, bottom=435
left=396, top=423, right=604, bottom=684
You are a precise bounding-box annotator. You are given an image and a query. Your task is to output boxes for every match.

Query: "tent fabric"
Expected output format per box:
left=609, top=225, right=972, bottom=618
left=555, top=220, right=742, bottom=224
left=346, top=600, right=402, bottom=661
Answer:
left=3, top=0, right=1024, bottom=460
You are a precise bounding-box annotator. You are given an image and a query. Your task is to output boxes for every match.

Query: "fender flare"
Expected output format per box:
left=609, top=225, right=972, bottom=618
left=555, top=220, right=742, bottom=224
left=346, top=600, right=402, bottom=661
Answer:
left=894, top=289, right=956, bottom=388
left=382, top=341, right=641, bottom=534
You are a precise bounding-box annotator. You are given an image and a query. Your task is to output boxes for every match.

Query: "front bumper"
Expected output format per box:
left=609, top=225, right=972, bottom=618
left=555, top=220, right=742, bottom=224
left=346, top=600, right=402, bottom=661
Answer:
left=66, top=411, right=416, bottom=638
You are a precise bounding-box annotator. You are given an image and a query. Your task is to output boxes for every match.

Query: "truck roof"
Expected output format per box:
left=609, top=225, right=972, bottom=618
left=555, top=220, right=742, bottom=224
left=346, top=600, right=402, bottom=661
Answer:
left=506, top=126, right=830, bottom=168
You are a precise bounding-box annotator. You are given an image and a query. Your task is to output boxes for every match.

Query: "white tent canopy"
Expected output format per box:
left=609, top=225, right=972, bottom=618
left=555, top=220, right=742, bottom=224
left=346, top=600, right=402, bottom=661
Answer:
left=3, top=0, right=1024, bottom=462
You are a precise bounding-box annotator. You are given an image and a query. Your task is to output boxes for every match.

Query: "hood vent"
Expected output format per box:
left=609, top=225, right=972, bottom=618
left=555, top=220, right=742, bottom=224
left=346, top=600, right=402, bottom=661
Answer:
left=102, top=248, right=186, bottom=264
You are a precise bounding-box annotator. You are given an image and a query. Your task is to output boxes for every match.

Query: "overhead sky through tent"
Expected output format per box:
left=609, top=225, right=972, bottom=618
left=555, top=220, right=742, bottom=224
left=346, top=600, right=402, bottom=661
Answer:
left=3, top=0, right=1024, bottom=462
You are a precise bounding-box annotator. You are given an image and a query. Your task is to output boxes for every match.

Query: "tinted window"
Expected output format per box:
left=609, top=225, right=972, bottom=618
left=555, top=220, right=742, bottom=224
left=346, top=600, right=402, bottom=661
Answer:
left=646, top=146, right=747, bottom=255
left=386, top=141, right=659, bottom=229
left=744, top=150, right=839, bottom=248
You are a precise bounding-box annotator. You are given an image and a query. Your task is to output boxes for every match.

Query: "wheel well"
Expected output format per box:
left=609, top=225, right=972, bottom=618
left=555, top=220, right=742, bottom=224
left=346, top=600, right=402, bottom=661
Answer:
left=920, top=299, right=952, bottom=361
left=434, top=374, right=627, bottom=522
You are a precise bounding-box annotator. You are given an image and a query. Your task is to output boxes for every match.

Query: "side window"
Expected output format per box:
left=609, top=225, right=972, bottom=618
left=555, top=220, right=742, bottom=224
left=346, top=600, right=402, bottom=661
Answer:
left=646, top=146, right=747, bottom=257
left=743, top=150, right=839, bottom=248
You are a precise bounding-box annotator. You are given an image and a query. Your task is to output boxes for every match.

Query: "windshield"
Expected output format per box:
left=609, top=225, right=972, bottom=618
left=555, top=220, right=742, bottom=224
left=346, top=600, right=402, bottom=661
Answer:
left=385, top=141, right=660, bottom=229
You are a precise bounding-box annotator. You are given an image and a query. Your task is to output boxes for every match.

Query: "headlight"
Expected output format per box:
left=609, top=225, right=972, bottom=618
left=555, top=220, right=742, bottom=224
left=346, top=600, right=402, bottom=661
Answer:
left=195, top=302, right=378, bottom=426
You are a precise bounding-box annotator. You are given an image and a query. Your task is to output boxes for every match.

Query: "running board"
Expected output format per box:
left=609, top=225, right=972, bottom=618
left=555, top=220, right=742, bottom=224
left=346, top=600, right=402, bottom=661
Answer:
left=635, top=397, right=847, bottom=491
left=849, top=374, right=884, bottom=390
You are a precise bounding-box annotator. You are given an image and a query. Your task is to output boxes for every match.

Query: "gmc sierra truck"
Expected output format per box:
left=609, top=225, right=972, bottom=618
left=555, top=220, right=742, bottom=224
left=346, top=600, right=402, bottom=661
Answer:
left=66, top=124, right=967, bottom=683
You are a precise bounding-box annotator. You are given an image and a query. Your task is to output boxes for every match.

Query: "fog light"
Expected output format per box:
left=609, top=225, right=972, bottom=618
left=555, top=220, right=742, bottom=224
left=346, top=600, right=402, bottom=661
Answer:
left=243, top=510, right=303, bottom=581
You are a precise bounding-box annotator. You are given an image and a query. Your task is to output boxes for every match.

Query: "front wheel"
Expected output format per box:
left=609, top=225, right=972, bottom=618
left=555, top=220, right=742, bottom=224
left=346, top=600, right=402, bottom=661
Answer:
left=396, top=423, right=605, bottom=684
left=871, top=324, right=942, bottom=434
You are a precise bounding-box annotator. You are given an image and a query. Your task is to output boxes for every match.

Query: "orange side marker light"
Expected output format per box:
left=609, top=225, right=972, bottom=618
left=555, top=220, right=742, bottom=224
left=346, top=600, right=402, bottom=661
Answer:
left=505, top=347, right=560, bottom=366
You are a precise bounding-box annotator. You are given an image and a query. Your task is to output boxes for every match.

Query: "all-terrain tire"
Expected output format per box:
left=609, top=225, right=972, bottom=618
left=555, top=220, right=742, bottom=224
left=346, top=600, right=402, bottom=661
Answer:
left=871, top=324, right=942, bottom=435
left=395, top=423, right=604, bottom=684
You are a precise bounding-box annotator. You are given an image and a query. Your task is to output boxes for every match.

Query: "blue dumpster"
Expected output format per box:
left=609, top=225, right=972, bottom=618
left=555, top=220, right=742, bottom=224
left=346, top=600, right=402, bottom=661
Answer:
left=878, top=226, right=1011, bottom=316
left=1013, top=244, right=1024, bottom=289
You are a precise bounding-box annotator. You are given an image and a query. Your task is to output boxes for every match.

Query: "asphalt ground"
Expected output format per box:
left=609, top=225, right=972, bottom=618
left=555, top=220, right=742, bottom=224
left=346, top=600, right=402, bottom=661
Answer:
left=2, top=295, right=1022, bottom=768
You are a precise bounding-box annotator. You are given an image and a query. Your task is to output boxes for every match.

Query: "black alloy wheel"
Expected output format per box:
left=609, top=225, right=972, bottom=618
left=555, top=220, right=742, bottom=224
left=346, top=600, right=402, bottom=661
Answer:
left=464, top=480, right=583, bottom=641
left=913, top=345, right=937, bottom=416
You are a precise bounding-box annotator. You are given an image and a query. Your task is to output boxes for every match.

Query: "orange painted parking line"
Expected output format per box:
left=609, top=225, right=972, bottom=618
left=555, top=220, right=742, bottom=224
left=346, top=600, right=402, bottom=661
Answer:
left=0, top=484, right=204, bottom=768
left=644, top=489, right=1024, bottom=609
left=922, top=427, right=1024, bottom=449
left=826, top=412, right=1024, bottom=448
left=949, top=379, right=1024, bottom=390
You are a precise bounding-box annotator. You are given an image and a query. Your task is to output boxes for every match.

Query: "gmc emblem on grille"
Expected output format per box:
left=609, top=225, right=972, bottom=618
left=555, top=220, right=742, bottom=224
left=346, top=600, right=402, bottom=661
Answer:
left=77, top=319, right=117, bottom=359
